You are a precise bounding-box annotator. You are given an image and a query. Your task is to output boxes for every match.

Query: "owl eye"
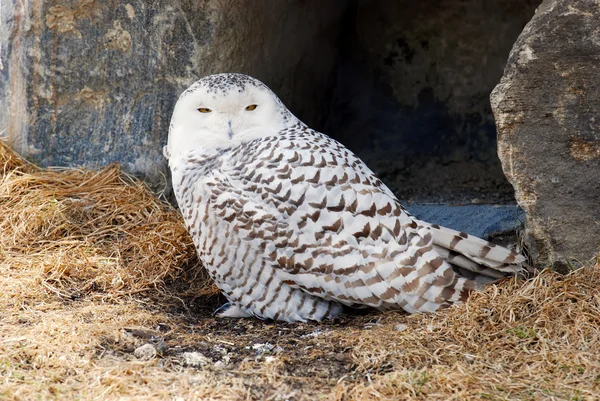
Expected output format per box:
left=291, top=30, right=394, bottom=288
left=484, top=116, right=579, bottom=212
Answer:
left=245, top=104, right=258, bottom=111
left=198, top=107, right=212, bottom=113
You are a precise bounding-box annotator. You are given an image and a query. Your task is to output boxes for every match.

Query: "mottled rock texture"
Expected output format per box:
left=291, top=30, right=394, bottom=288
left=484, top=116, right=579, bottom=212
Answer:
left=491, top=0, right=600, bottom=271
left=0, top=0, right=345, bottom=188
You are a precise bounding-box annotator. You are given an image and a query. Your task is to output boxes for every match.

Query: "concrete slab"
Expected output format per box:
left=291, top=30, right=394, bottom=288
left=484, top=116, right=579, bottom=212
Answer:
left=404, top=203, right=524, bottom=240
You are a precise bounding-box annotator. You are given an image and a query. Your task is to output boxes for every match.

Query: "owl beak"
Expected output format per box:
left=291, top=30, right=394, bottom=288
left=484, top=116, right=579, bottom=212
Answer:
left=227, top=120, right=233, bottom=139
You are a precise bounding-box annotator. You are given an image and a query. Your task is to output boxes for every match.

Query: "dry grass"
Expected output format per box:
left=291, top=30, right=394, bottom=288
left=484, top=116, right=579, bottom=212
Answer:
left=338, top=267, right=600, bottom=400
left=0, top=141, right=208, bottom=297
left=1, top=141, right=599, bottom=400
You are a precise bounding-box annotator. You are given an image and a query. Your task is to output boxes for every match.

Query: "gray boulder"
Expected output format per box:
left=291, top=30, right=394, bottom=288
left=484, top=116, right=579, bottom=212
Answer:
left=491, top=0, right=600, bottom=272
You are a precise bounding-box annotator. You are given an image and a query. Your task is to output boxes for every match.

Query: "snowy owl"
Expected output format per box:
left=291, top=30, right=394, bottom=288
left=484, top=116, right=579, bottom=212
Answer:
left=164, top=73, right=525, bottom=322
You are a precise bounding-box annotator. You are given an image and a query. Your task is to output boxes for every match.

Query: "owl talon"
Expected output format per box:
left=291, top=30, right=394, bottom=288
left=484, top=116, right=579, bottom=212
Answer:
left=213, top=302, right=252, bottom=318
left=213, top=302, right=231, bottom=316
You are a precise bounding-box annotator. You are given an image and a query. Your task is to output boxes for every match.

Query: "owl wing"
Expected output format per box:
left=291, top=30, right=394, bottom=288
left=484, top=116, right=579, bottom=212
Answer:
left=208, top=129, right=473, bottom=313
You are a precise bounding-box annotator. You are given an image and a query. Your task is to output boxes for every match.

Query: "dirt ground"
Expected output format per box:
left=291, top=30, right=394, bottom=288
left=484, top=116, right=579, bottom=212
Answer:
left=1, top=142, right=599, bottom=401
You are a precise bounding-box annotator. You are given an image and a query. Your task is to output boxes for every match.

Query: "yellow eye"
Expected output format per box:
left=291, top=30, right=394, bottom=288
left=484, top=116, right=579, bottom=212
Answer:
left=198, top=107, right=212, bottom=113
left=245, top=104, right=257, bottom=111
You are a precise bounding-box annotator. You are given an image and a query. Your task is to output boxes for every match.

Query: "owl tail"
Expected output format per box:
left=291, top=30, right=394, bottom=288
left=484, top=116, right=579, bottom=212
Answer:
left=416, top=220, right=527, bottom=287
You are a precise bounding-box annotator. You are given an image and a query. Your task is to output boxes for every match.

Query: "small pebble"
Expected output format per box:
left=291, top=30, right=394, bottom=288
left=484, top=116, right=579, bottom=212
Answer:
left=182, top=351, right=211, bottom=367
left=134, top=343, right=157, bottom=360
left=252, top=343, right=274, bottom=356
left=394, top=323, right=408, bottom=332
left=213, top=344, right=228, bottom=355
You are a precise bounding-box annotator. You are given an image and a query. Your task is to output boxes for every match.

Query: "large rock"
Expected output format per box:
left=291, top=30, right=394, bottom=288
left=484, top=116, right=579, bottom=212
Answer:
left=491, top=0, right=600, bottom=271
left=0, top=1, right=345, bottom=189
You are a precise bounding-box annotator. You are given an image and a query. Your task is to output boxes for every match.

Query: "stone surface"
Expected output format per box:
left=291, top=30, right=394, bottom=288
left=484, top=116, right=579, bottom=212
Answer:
left=0, top=0, right=345, bottom=189
left=405, top=203, right=524, bottom=242
left=491, top=0, right=600, bottom=271
left=181, top=351, right=210, bottom=367
left=133, top=343, right=157, bottom=360
left=324, top=0, right=540, bottom=202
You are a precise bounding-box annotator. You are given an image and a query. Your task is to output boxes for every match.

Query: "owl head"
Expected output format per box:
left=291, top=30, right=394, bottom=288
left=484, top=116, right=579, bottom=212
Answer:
left=164, top=73, right=300, bottom=161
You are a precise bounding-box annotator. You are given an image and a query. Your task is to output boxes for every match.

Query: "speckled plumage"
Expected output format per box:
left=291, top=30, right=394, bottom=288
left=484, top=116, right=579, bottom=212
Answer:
left=165, top=73, right=525, bottom=322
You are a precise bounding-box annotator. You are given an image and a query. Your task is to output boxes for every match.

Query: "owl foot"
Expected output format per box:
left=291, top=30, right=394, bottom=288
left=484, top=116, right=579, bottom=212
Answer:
left=213, top=302, right=252, bottom=318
